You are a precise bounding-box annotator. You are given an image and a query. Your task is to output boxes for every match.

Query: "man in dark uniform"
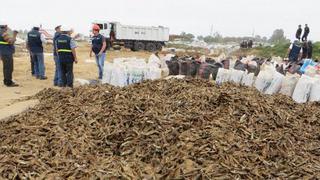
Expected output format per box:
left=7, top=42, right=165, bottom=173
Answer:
left=27, top=25, right=47, bottom=80
left=296, top=25, right=302, bottom=41
left=55, top=26, right=78, bottom=88
left=302, top=24, right=310, bottom=41
left=53, top=25, right=61, bottom=86
left=301, top=41, right=308, bottom=59
left=90, top=24, right=106, bottom=80
left=287, top=40, right=302, bottom=62
left=307, top=41, right=313, bottom=59
left=0, top=21, right=19, bottom=87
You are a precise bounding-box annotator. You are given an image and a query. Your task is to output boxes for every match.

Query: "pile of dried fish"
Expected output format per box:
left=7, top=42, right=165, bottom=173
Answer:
left=1, top=79, right=320, bottom=179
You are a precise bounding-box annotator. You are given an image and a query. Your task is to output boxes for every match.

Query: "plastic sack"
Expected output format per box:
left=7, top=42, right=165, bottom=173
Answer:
left=216, top=68, right=230, bottom=85
left=161, top=67, right=169, bottom=78
left=292, top=75, right=315, bottom=103
left=212, top=63, right=223, bottom=80
left=162, top=54, right=176, bottom=61
left=229, top=69, right=245, bottom=84
left=198, top=63, right=215, bottom=79
left=127, top=66, right=146, bottom=85
left=148, top=54, right=161, bottom=68
left=300, top=59, right=317, bottom=74
left=102, top=62, right=114, bottom=84
left=305, top=66, right=317, bottom=77
left=279, top=74, right=300, bottom=96
left=110, top=65, right=128, bottom=87
left=254, top=71, right=274, bottom=93
left=241, top=73, right=255, bottom=87
left=309, top=77, right=320, bottom=102
left=146, top=66, right=162, bottom=80
left=265, top=72, right=284, bottom=95
left=166, top=60, right=180, bottom=75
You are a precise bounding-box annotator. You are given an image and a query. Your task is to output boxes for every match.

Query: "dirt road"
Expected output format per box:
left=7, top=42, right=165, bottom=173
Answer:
left=0, top=43, right=151, bottom=110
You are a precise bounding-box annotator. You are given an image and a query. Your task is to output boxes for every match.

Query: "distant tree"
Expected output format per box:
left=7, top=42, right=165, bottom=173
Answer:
left=180, top=32, right=195, bottom=42
left=269, top=29, right=289, bottom=44
left=197, top=35, right=204, bottom=41
left=203, top=36, right=215, bottom=43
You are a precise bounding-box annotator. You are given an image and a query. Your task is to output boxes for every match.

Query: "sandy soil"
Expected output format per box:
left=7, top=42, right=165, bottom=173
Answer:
left=0, top=43, right=152, bottom=110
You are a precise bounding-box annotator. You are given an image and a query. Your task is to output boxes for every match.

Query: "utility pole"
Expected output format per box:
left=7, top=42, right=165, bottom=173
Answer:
left=210, top=25, right=213, bottom=36
left=252, top=28, right=255, bottom=38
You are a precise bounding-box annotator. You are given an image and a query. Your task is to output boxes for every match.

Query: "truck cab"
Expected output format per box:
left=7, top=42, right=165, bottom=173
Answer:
left=92, top=21, right=116, bottom=39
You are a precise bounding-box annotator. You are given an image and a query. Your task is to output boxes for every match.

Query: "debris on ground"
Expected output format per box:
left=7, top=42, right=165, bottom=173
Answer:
left=1, top=79, right=320, bottom=179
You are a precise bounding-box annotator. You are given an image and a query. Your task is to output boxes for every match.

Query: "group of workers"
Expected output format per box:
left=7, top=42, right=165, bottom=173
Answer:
left=296, top=24, right=310, bottom=41
left=284, top=24, right=315, bottom=75
left=0, top=22, right=107, bottom=88
left=288, top=24, right=313, bottom=62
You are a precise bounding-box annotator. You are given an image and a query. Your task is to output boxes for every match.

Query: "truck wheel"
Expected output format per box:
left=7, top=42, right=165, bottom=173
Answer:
left=146, top=43, right=157, bottom=52
left=134, top=42, right=145, bottom=51
left=156, top=43, right=163, bottom=51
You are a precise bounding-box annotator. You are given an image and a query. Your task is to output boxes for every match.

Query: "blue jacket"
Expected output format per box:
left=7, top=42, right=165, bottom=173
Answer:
left=56, top=34, right=74, bottom=62
left=0, top=30, right=15, bottom=55
left=27, top=29, right=43, bottom=53
left=91, top=34, right=106, bottom=55
left=53, top=32, right=61, bottom=56
left=289, top=43, right=301, bottom=62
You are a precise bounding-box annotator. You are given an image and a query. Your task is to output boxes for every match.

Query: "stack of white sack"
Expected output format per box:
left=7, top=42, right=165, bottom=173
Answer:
left=102, top=55, right=166, bottom=87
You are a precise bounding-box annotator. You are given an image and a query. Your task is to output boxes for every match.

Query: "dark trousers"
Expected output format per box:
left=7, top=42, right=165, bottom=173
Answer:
left=30, top=54, right=35, bottom=75
left=1, top=54, right=14, bottom=86
left=60, top=61, right=74, bottom=88
left=302, top=33, right=309, bottom=41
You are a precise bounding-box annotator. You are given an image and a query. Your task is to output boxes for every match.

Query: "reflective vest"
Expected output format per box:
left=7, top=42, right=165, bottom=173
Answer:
left=53, top=32, right=61, bottom=56
left=27, top=30, right=43, bottom=53
left=0, top=31, right=15, bottom=55
left=56, top=34, right=74, bottom=62
left=91, top=34, right=106, bottom=54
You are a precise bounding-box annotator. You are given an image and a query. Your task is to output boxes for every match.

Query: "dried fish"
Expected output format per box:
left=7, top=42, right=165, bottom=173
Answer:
left=0, top=79, right=320, bottom=179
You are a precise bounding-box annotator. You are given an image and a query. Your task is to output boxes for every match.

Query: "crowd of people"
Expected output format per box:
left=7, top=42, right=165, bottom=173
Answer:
left=0, top=22, right=107, bottom=88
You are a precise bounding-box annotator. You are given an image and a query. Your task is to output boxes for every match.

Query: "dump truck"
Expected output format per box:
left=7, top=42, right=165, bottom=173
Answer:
left=92, top=21, right=169, bottom=51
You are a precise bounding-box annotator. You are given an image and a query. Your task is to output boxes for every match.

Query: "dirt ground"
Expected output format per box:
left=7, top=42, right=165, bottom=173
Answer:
left=0, top=43, right=152, bottom=110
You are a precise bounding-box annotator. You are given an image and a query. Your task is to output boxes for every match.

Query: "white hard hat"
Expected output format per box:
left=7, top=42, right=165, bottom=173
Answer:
left=60, top=25, right=72, bottom=32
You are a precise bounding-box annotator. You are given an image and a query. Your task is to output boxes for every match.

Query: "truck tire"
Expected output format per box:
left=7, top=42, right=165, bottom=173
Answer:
left=146, top=43, right=157, bottom=52
left=134, top=42, right=145, bottom=51
left=156, top=43, right=163, bottom=51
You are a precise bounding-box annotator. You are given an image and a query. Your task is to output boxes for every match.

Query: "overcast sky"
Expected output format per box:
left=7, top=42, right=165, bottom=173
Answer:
left=1, top=0, right=318, bottom=40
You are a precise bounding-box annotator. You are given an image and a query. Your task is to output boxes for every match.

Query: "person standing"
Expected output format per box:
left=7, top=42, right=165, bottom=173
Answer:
left=26, top=25, right=47, bottom=80
left=296, top=25, right=302, bottom=41
left=55, top=26, right=78, bottom=88
left=307, top=41, right=313, bottom=59
left=90, top=24, right=106, bottom=80
left=0, top=21, right=19, bottom=87
left=302, top=24, right=310, bottom=41
left=53, top=25, right=61, bottom=86
left=287, top=40, right=302, bottom=62
left=301, top=41, right=308, bottom=59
